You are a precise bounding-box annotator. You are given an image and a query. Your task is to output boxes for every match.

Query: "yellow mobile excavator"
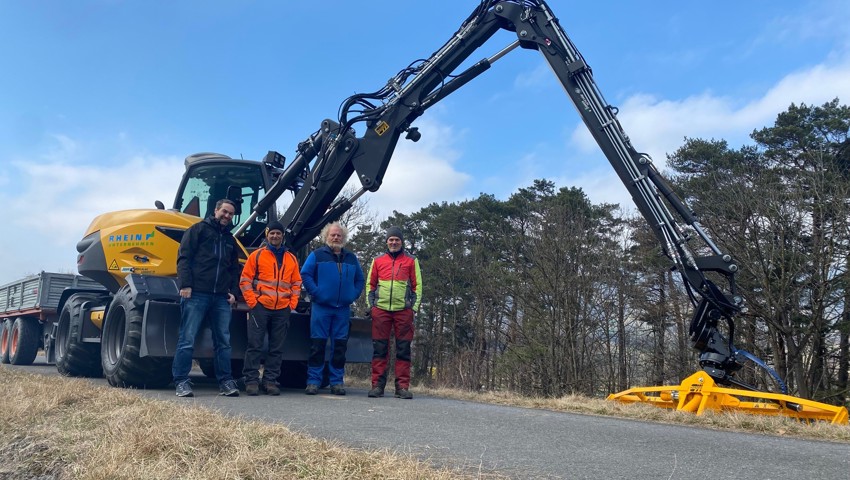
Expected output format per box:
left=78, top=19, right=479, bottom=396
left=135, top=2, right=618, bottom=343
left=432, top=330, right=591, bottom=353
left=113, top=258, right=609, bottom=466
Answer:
left=53, top=0, right=847, bottom=422
left=59, top=152, right=372, bottom=388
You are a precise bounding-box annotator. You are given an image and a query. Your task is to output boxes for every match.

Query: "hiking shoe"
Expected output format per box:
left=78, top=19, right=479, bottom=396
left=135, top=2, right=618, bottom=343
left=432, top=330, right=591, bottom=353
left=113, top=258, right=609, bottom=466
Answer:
left=219, top=379, right=240, bottom=397
left=263, top=383, right=281, bottom=396
left=175, top=379, right=194, bottom=397
left=367, top=386, right=384, bottom=398
left=245, top=383, right=259, bottom=396
left=330, top=384, right=346, bottom=396
left=305, top=384, right=319, bottom=395
left=395, top=388, right=413, bottom=399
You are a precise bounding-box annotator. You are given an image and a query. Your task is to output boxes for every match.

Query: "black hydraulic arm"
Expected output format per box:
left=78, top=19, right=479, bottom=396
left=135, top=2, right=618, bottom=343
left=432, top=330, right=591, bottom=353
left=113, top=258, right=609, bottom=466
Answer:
left=497, top=1, right=747, bottom=381
left=248, top=0, right=748, bottom=382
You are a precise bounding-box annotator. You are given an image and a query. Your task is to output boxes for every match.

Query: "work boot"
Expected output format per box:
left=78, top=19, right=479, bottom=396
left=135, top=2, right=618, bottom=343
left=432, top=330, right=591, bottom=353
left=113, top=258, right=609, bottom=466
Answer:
left=330, top=384, right=346, bottom=396
left=367, top=386, right=384, bottom=398
left=175, top=379, right=194, bottom=398
left=245, top=383, right=259, bottom=396
left=263, top=383, right=281, bottom=396
left=219, top=379, right=240, bottom=397
left=395, top=388, right=413, bottom=399
left=305, top=384, right=319, bottom=395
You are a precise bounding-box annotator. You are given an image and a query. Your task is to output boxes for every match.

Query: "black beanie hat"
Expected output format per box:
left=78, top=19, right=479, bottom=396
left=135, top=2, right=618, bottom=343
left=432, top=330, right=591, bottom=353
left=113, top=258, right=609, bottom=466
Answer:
left=266, top=221, right=285, bottom=234
left=385, top=226, right=404, bottom=242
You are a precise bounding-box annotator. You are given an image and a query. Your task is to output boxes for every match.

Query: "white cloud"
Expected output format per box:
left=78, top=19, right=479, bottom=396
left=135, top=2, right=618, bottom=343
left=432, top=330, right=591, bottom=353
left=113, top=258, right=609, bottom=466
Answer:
left=762, top=0, right=850, bottom=49
left=0, top=117, right=476, bottom=285
left=513, top=62, right=551, bottom=90
left=560, top=167, right=631, bottom=208
left=0, top=144, right=183, bottom=285
left=355, top=117, right=472, bottom=220
left=564, top=58, right=850, bottom=208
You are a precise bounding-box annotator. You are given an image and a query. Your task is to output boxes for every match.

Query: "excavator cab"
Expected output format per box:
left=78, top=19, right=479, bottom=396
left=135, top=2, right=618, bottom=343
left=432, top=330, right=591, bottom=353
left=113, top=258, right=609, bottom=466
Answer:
left=173, top=153, right=279, bottom=250
left=76, top=152, right=283, bottom=293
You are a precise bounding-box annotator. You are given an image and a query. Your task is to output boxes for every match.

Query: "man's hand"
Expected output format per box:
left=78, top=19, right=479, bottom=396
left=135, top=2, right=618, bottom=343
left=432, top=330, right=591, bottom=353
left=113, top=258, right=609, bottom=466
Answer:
left=227, top=293, right=236, bottom=305
left=179, top=287, right=192, bottom=299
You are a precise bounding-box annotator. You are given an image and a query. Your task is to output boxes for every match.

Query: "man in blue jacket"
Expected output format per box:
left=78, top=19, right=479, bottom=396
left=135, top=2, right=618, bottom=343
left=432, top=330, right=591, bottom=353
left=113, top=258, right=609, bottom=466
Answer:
left=300, top=222, right=365, bottom=395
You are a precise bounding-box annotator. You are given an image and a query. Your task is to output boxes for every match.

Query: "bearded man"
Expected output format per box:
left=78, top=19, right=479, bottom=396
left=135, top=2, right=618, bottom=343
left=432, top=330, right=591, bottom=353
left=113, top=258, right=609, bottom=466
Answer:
left=299, top=222, right=365, bottom=395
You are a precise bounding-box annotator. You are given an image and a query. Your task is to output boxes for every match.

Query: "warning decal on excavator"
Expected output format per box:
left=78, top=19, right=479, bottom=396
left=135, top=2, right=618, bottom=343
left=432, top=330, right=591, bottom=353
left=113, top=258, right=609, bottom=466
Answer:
left=374, top=121, right=389, bottom=136
left=109, top=260, right=119, bottom=271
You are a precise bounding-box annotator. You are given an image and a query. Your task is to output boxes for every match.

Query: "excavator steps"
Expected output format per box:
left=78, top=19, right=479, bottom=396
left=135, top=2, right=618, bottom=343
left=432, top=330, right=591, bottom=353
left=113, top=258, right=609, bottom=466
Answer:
left=607, top=370, right=849, bottom=425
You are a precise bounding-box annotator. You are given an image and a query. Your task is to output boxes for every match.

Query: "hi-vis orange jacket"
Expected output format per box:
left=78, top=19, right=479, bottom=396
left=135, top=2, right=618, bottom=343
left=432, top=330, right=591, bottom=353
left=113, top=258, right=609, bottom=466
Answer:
left=240, top=246, right=302, bottom=310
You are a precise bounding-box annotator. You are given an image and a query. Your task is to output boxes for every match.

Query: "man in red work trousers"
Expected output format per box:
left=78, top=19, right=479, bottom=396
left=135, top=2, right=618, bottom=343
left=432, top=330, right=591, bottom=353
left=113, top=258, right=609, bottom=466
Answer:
left=367, top=226, right=422, bottom=399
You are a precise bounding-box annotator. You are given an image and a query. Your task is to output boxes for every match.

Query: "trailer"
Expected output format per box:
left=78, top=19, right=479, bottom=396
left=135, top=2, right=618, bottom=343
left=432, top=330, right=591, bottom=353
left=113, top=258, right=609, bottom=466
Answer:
left=0, top=272, right=106, bottom=365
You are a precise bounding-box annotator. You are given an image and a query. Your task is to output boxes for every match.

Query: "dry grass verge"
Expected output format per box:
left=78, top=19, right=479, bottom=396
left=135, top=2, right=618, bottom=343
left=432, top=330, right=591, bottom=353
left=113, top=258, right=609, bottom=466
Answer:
left=3, top=366, right=848, bottom=479
left=415, top=385, right=850, bottom=443
left=329, top=368, right=850, bottom=443
left=0, top=367, right=502, bottom=479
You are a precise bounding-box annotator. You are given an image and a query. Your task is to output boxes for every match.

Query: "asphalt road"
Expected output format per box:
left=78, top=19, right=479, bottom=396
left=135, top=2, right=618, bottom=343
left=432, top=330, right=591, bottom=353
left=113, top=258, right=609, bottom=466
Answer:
left=9, top=358, right=850, bottom=479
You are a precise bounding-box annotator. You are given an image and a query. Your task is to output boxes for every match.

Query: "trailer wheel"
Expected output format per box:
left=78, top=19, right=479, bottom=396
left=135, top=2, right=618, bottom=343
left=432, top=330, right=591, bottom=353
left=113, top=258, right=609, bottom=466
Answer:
left=56, top=293, right=103, bottom=377
left=9, top=317, right=40, bottom=365
left=0, top=319, right=12, bottom=364
left=101, top=286, right=171, bottom=388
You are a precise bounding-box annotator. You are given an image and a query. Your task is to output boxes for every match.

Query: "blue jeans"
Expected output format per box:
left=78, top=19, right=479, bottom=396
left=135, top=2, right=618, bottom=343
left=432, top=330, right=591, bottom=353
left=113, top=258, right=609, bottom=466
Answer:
left=172, top=292, right=233, bottom=384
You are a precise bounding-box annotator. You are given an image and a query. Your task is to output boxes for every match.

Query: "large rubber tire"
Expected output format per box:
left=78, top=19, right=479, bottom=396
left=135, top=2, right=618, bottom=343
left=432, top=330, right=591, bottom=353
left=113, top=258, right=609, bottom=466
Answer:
left=0, top=319, right=12, bottom=364
left=9, top=317, right=40, bottom=365
left=56, top=293, right=104, bottom=377
left=101, top=285, right=172, bottom=388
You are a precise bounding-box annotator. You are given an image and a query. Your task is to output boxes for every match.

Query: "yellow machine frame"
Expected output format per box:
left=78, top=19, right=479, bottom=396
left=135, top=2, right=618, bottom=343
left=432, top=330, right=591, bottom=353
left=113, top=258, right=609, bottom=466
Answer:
left=607, top=370, right=849, bottom=425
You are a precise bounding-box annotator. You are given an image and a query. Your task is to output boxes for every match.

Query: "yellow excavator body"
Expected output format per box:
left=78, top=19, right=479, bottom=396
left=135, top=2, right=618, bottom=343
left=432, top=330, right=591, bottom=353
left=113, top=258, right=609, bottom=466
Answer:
left=76, top=209, right=232, bottom=294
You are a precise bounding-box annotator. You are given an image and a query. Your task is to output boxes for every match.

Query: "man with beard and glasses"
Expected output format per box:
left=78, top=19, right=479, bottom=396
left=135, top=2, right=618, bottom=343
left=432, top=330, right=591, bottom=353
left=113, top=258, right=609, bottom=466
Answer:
left=173, top=199, right=242, bottom=398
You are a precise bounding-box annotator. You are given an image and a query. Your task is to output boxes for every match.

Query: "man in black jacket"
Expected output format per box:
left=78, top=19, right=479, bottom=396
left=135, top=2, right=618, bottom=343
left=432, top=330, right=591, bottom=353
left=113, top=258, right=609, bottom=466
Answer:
left=172, top=198, right=242, bottom=397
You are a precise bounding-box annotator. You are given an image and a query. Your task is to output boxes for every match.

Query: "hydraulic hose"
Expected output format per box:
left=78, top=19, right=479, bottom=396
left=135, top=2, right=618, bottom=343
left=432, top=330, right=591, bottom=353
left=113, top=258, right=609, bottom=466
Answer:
left=736, top=349, right=788, bottom=394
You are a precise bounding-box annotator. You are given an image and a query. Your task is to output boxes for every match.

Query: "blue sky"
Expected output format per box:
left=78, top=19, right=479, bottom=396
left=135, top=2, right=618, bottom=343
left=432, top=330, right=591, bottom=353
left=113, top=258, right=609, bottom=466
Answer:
left=1, top=0, right=849, bottom=285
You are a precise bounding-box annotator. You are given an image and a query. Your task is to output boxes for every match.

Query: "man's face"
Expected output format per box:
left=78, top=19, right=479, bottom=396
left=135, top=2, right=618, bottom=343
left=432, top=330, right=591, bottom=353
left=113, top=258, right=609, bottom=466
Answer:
left=386, top=236, right=402, bottom=253
left=214, top=203, right=236, bottom=227
left=326, top=226, right=344, bottom=251
left=266, top=229, right=283, bottom=247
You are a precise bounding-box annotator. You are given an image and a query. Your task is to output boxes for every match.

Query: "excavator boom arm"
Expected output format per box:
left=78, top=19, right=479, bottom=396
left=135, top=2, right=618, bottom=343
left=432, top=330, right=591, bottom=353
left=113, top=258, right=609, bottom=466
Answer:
left=252, top=0, right=745, bottom=380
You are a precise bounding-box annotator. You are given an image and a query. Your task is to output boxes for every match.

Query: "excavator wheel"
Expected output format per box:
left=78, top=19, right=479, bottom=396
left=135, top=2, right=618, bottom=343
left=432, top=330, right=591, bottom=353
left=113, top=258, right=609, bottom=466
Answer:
left=56, top=293, right=104, bottom=377
left=0, top=319, right=12, bottom=364
left=101, top=285, right=172, bottom=389
left=8, top=317, right=40, bottom=365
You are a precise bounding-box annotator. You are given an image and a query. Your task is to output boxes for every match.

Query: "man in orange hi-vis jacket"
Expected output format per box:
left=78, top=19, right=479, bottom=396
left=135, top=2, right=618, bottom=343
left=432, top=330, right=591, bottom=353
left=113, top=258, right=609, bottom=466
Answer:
left=239, top=221, right=302, bottom=396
